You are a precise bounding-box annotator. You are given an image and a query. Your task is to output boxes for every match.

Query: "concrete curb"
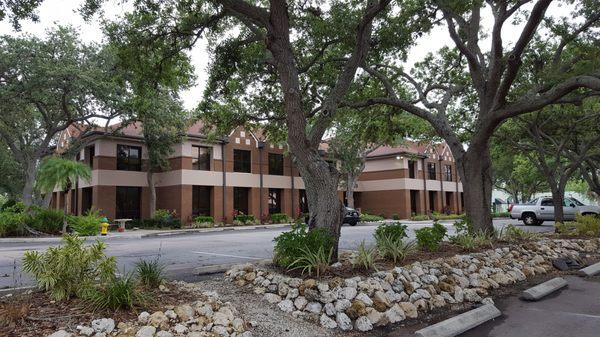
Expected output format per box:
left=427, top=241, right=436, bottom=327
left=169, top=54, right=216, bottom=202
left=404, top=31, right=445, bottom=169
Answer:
left=521, top=277, right=568, bottom=301
left=194, top=259, right=272, bottom=275
left=579, top=261, right=600, bottom=277
left=414, top=304, right=501, bottom=337
left=0, top=285, right=36, bottom=296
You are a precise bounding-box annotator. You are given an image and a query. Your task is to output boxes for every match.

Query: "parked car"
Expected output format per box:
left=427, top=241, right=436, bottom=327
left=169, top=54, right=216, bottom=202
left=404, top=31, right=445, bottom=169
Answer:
left=343, top=207, right=360, bottom=226
left=509, top=196, right=600, bottom=225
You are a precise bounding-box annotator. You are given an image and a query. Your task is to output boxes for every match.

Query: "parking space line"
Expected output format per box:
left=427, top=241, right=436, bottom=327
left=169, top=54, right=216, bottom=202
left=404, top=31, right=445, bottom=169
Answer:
left=191, top=251, right=264, bottom=260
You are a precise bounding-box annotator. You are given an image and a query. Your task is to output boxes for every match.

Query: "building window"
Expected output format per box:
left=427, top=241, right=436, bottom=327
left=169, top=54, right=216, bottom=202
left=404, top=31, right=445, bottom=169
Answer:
left=299, top=190, right=309, bottom=214
left=444, top=165, right=453, bottom=181
left=82, top=187, right=93, bottom=214
left=87, top=145, right=95, bottom=169
left=408, top=160, right=416, bottom=179
left=116, top=187, right=141, bottom=219
left=268, top=153, right=284, bottom=175
left=269, top=188, right=282, bottom=214
left=427, top=162, right=436, bottom=180
left=233, top=187, right=249, bottom=215
left=192, top=146, right=211, bottom=170
left=192, top=186, right=212, bottom=216
left=117, top=145, right=142, bottom=171
left=233, top=149, right=251, bottom=173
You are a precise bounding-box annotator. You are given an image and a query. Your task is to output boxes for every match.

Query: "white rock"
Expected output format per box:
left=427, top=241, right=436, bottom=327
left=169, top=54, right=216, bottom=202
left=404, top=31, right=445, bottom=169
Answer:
left=91, top=318, right=115, bottom=333
left=47, top=331, right=71, bottom=337
left=355, top=292, right=373, bottom=306
left=174, top=304, right=195, bottom=322
left=241, top=332, right=253, bottom=337
left=138, top=311, right=150, bottom=324
left=320, top=314, right=338, bottom=329
left=334, top=299, right=351, bottom=312
left=355, top=316, right=373, bottom=331
left=305, top=302, right=323, bottom=314
left=264, top=293, right=282, bottom=304
left=324, top=302, right=336, bottom=316
left=341, top=287, right=357, bottom=300
left=213, top=312, right=231, bottom=326
left=294, top=296, right=308, bottom=310
left=232, top=317, right=245, bottom=332
left=173, top=323, right=188, bottom=334
left=164, top=309, right=177, bottom=319
left=386, top=304, right=406, bottom=323
left=76, top=326, right=94, bottom=337
left=212, top=325, right=229, bottom=336
left=454, top=287, right=464, bottom=302
left=156, top=331, right=173, bottom=337
left=336, top=312, right=353, bottom=331
left=278, top=299, right=294, bottom=313
left=135, top=326, right=156, bottom=337
left=196, top=304, right=214, bottom=318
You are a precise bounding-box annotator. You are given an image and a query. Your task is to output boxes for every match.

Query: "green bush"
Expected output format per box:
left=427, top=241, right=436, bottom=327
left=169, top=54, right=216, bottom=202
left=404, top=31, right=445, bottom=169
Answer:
left=234, top=214, right=256, bottom=224
left=30, top=208, right=65, bottom=234
left=1, top=201, right=25, bottom=213
left=360, top=213, right=385, bottom=222
left=449, top=231, right=492, bottom=250
left=140, top=209, right=181, bottom=229
left=353, top=241, right=378, bottom=271
left=68, top=210, right=102, bottom=236
left=135, top=259, right=165, bottom=288
left=391, top=213, right=400, bottom=220
left=496, top=224, right=539, bottom=242
left=410, top=214, right=430, bottom=221
left=374, top=222, right=408, bottom=243
left=0, top=199, right=18, bottom=211
left=194, top=215, right=214, bottom=224
left=273, top=223, right=334, bottom=268
left=492, top=211, right=510, bottom=218
left=415, top=222, right=447, bottom=251
left=22, top=234, right=117, bottom=301
left=270, top=213, right=289, bottom=224
left=0, top=211, right=29, bottom=237
left=431, top=212, right=465, bottom=220
left=288, top=245, right=332, bottom=277
left=573, top=214, right=600, bottom=236
left=87, top=274, right=147, bottom=311
left=378, top=235, right=416, bottom=263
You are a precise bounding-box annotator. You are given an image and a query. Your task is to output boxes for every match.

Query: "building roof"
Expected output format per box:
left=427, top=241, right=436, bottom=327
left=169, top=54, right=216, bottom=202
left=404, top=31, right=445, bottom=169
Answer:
left=367, top=141, right=452, bottom=160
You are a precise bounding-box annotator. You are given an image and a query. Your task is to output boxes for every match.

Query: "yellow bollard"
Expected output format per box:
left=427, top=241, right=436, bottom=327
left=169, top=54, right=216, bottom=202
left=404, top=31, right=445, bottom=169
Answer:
left=100, top=217, right=109, bottom=236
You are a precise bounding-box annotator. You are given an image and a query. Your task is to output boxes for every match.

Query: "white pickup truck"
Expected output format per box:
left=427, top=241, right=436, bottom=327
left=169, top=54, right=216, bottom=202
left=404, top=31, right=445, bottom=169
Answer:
left=509, top=196, right=600, bottom=225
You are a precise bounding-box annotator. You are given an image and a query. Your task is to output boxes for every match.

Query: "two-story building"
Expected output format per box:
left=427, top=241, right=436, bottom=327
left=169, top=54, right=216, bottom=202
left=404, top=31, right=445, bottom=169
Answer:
left=50, top=122, right=462, bottom=222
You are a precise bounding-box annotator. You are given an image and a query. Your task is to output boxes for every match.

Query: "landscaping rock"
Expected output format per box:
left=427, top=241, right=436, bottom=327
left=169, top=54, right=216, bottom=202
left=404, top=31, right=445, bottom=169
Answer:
left=320, top=313, right=338, bottom=329
left=399, top=302, right=418, bottom=319
left=336, top=312, right=353, bottom=331
left=156, top=331, right=173, bottom=337
left=354, top=316, right=373, bottom=332
left=135, top=326, right=156, bottom=337
left=76, top=326, right=94, bottom=337
left=137, top=312, right=150, bottom=324
left=149, top=311, right=169, bottom=329
left=91, top=318, right=115, bottom=334
left=278, top=299, right=294, bottom=313
left=305, top=302, right=323, bottom=314
left=47, top=331, right=71, bottom=337
left=174, top=304, right=195, bottom=322
left=264, top=293, right=282, bottom=304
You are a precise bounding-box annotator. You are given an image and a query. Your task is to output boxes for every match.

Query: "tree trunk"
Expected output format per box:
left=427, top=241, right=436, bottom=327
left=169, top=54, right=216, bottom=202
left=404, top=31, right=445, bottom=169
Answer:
left=550, top=183, right=567, bottom=224
left=42, top=192, right=53, bottom=208
left=455, top=146, right=494, bottom=234
left=147, top=170, right=156, bottom=218
left=22, top=161, right=37, bottom=206
left=346, top=173, right=356, bottom=209
left=62, top=184, right=71, bottom=234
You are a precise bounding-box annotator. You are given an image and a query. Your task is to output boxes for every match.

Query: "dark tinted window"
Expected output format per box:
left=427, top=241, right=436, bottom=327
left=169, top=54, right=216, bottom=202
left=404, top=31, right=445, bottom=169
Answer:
left=408, top=160, right=416, bottom=178
left=233, top=149, right=251, bottom=173
left=269, top=188, right=282, bottom=214
left=117, top=145, right=142, bottom=171
left=299, top=190, right=309, bottom=214
left=116, top=186, right=141, bottom=219
left=192, top=186, right=212, bottom=215
left=428, top=162, right=436, bottom=180
left=233, top=187, right=249, bottom=215
left=541, top=198, right=554, bottom=206
left=88, top=145, right=95, bottom=169
left=269, top=153, right=284, bottom=175
left=444, top=165, right=453, bottom=181
left=192, top=146, right=211, bottom=170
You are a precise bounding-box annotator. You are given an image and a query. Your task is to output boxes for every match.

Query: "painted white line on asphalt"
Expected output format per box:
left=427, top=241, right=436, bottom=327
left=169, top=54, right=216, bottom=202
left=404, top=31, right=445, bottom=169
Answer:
left=191, top=251, right=264, bottom=260
left=525, top=307, right=600, bottom=319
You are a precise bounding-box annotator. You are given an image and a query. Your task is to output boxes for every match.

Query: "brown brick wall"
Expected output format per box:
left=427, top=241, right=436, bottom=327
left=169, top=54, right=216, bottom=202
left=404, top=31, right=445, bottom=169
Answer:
left=94, top=186, right=116, bottom=219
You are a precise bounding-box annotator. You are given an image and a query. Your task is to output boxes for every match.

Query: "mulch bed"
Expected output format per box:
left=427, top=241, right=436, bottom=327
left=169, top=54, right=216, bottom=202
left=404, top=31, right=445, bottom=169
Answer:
left=0, top=283, right=198, bottom=337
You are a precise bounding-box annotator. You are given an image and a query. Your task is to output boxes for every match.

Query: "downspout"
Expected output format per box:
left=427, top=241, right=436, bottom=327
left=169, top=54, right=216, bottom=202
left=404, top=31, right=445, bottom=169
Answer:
left=290, top=164, right=295, bottom=219
left=221, top=142, right=227, bottom=223
left=455, top=164, right=460, bottom=213
left=439, top=158, right=444, bottom=213
left=258, top=141, right=265, bottom=223
left=421, top=157, right=427, bottom=214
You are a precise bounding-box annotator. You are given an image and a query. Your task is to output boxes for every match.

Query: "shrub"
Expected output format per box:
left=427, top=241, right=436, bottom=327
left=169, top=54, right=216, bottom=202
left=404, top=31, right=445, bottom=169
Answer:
left=415, top=222, right=447, bottom=251
left=141, top=209, right=181, bottom=229
left=0, top=199, right=18, bottom=211
left=1, top=201, right=25, bottom=213
left=273, top=223, right=334, bottom=268
left=573, top=214, right=600, bottom=236
left=22, top=234, right=117, bottom=301
left=449, top=231, right=492, bottom=250
left=68, top=210, right=102, bottom=236
left=30, top=208, right=65, bottom=234
left=135, top=259, right=165, bottom=288
left=377, top=235, right=417, bottom=263
left=431, top=212, right=465, bottom=221
left=492, top=211, right=510, bottom=218
left=234, top=214, right=256, bottom=225
left=270, top=213, right=289, bottom=224
left=353, top=241, right=377, bottom=271
left=410, top=214, right=430, bottom=221
left=0, top=211, right=29, bottom=237
left=360, top=213, right=385, bottom=222
left=374, top=222, right=408, bottom=243
left=497, top=224, right=539, bottom=242
left=391, top=213, right=400, bottom=220
left=288, top=245, right=332, bottom=277
left=194, top=215, right=214, bottom=224
left=87, top=274, right=147, bottom=311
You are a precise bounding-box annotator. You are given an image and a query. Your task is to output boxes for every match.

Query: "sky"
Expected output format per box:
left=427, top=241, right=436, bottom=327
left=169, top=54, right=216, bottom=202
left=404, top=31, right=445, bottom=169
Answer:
left=0, top=0, right=571, bottom=111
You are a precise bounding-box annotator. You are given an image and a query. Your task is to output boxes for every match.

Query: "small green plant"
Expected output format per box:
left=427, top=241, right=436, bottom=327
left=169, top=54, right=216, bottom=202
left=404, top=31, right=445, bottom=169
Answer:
left=0, top=211, right=29, bottom=237
left=377, top=235, right=417, bottom=263
left=288, top=245, right=332, bottom=277
left=270, top=213, right=289, bottom=224
left=450, top=231, right=492, bottom=250
left=135, top=259, right=165, bottom=288
left=353, top=241, right=378, bottom=271
left=415, top=222, right=447, bottom=251
left=374, top=222, right=408, bottom=243
left=234, top=214, right=257, bottom=225
left=391, top=213, right=400, bottom=220
left=360, top=213, right=385, bottom=222
left=87, top=274, right=147, bottom=311
left=273, top=223, right=334, bottom=268
left=143, top=209, right=181, bottom=229
left=194, top=215, right=214, bottom=224
left=572, top=214, right=600, bottom=236
left=491, top=211, right=510, bottom=218
left=431, top=212, right=465, bottom=221
left=497, top=224, right=540, bottom=242
left=30, top=208, right=65, bottom=234
left=68, top=209, right=102, bottom=236
left=22, top=234, right=117, bottom=301
left=410, top=214, right=430, bottom=221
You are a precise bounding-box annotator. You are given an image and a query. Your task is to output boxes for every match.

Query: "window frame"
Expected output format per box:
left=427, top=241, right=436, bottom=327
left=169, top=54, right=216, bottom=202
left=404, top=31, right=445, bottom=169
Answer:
left=233, top=187, right=249, bottom=215
left=444, top=164, right=453, bottom=181
left=268, top=188, right=282, bottom=214
left=233, top=149, right=252, bottom=173
left=192, top=145, right=211, bottom=171
left=192, top=185, right=212, bottom=216
left=268, top=153, right=284, bottom=175
left=427, top=162, right=437, bottom=180
left=116, top=186, right=141, bottom=219
left=117, top=144, right=142, bottom=171
left=408, top=160, right=416, bottom=179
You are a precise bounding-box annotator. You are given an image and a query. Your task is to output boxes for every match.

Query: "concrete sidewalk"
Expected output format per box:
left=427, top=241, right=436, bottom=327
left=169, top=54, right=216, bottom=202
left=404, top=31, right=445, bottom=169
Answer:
left=462, top=275, right=600, bottom=337
left=0, top=223, right=291, bottom=244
